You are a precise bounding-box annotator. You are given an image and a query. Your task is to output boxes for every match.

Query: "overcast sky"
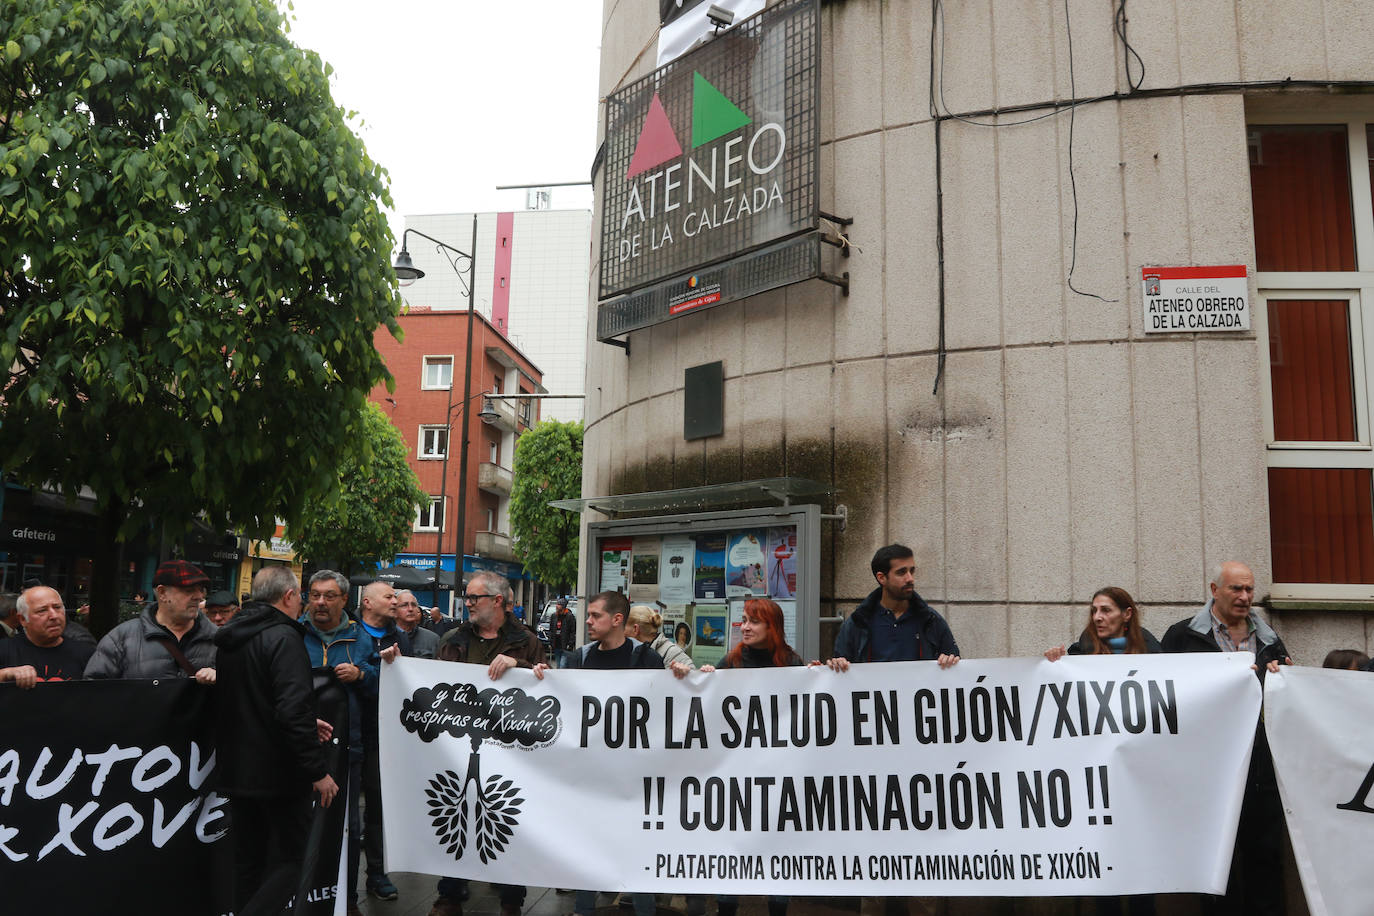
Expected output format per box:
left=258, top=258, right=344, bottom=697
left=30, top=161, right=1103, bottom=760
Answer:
left=279, top=0, right=601, bottom=241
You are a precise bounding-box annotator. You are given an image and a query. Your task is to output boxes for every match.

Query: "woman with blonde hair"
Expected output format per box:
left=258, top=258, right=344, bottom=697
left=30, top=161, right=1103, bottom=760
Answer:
left=626, top=604, right=694, bottom=670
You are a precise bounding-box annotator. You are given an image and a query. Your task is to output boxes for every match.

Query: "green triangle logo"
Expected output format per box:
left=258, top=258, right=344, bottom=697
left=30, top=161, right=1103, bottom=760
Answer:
left=691, top=72, right=751, bottom=149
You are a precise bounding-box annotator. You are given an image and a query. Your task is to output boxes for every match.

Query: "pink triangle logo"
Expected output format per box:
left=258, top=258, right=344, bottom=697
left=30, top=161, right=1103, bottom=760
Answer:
left=626, top=93, right=683, bottom=179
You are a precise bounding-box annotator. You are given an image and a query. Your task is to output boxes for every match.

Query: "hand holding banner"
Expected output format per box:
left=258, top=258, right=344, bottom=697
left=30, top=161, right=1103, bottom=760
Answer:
left=380, top=654, right=1259, bottom=897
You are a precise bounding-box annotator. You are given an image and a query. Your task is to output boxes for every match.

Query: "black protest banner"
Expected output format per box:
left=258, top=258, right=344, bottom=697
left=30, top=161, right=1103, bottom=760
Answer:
left=291, top=670, right=351, bottom=916
left=0, top=679, right=227, bottom=916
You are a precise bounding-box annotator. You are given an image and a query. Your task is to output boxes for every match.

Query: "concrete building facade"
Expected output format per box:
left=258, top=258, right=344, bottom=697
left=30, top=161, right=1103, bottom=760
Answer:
left=581, top=0, right=1374, bottom=669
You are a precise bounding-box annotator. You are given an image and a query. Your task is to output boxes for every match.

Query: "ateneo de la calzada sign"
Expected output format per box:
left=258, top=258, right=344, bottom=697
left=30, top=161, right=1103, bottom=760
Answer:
left=597, top=0, right=820, bottom=339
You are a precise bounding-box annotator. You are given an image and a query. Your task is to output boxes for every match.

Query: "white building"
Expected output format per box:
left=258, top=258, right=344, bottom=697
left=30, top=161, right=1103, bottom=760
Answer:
left=399, top=206, right=591, bottom=422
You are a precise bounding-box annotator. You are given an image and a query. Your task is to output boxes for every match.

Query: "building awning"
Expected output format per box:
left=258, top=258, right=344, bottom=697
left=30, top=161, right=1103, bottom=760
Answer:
left=550, top=477, right=832, bottom=517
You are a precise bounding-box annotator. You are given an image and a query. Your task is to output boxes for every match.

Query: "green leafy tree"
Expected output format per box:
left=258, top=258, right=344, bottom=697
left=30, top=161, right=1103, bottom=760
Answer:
left=1, top=0, right=403, bottom=632
left=509, top=420, right=583, bottom=594
left=287, top=403, right=425, bottom=574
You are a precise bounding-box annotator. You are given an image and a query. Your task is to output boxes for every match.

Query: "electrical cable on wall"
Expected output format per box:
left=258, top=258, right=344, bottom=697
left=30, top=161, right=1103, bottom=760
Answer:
left=1114, top=0, right=1146, bottom=92
left=922, top=0, right=1374, bottom=393
left=1062, top=0, right=1116, bottom=303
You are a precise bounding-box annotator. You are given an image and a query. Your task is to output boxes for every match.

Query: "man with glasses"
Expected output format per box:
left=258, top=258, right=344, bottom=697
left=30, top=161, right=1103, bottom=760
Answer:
left=303, top=570, right=376, bottom=916
left=394, top=589, right=438, bottom=659
left=204, top=590, right=240, bottom=627
left=426, top=571, right=545, bottom=916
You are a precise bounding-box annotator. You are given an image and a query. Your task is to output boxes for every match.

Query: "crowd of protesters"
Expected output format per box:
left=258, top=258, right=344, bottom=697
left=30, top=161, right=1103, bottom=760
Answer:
left=1, top=546, right=1368, bottom=916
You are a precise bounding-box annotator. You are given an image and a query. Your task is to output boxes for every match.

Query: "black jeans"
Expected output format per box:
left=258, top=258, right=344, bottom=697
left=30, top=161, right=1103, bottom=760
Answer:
left=229, top=793, right=314, bottom=916
left=362, top=734, right=386, bottom=877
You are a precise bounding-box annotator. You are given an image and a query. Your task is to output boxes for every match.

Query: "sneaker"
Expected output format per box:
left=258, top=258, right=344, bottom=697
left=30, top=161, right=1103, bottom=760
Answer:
left=428, top=898, right=463, bottom=916
left=368, top=875, right=400, bottom=901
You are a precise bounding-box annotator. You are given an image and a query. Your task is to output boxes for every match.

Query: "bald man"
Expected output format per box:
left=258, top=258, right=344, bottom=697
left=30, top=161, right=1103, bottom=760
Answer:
left=1162, top=561, right=1291, bottom=916
left=354, top=580, right=410, bottom=902
left=0, top=586, right=94, bottom=686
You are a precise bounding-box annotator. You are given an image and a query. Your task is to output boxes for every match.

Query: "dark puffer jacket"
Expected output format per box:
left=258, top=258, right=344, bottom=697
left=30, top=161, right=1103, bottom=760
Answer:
left=213, top=601, right=328, bottom=798
left=84, top=604, right=218, bottom=679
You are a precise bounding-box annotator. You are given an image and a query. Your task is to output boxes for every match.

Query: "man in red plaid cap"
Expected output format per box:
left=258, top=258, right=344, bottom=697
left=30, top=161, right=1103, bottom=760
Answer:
left=86, top=559, right=218, bottom=682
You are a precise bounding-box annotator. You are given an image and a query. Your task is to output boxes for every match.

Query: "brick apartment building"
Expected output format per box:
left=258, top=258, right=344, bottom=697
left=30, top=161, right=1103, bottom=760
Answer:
left=370, top=309, right=546, bottom=614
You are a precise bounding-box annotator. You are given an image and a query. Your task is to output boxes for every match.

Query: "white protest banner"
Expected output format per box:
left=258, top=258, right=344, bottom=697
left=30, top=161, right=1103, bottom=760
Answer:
left=380, top=654, right=1258, bottom=896
left=1266, top=666, right=1374, bottom=916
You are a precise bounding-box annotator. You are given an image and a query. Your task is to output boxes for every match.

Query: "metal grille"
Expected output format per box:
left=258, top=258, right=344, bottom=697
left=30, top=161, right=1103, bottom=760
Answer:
left=597, top=232, right=819, bottom=339
left=599, top=0, right=820, bottom=303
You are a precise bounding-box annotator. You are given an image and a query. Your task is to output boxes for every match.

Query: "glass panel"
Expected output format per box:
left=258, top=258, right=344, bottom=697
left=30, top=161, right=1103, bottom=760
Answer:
left=1249, top=125, right=1356, bottom=271
left=1267, top=299, right=1357, bottom=441
left=1269, top=467, right=1374, bottom=583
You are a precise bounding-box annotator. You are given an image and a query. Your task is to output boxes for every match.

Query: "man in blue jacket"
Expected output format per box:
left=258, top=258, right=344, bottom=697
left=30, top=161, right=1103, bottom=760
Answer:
left=828, top=544, right=960, bottom=671
left=303, top=569, right=376, bottom=916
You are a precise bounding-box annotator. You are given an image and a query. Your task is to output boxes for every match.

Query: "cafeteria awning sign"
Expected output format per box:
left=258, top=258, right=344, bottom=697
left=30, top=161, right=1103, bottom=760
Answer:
left=1141, top=265, right=1249, bottom=333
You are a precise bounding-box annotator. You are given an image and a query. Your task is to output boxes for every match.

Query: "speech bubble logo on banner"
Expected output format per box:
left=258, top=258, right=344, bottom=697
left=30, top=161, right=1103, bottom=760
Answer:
left=399, top=683, right=560, bottom=864
left=399, top=683, right=560, bottom=747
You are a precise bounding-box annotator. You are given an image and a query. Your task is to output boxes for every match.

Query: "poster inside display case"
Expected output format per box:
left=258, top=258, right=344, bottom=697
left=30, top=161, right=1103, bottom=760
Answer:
left=586, top=505, right=820, bottom=663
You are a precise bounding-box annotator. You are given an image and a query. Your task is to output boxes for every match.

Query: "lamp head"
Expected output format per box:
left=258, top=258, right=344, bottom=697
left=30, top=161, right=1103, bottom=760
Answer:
left=478, top=397, right=501, bottom=424
left=393, top=248, right=425, bottom=281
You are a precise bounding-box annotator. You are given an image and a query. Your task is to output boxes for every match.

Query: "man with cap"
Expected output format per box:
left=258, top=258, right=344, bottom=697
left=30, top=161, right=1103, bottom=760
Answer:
left=0, top=584, right=95, bottom=685
left=85, top=559, right=218, bottom=682
left=204, top=590, right=240, bottom=627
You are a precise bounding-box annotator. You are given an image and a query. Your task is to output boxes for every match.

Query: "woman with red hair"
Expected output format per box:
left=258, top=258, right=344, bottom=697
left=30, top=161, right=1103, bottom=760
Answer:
left=672, top=598, right=796, bottom=916
left=699, top=597, right=802, bottom=671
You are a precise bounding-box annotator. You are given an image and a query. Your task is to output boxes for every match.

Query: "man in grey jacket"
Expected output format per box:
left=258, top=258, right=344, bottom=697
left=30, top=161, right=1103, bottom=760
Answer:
left=395, top=589, right=439, bottom=658
left=85, top=559, right=218, bottom=682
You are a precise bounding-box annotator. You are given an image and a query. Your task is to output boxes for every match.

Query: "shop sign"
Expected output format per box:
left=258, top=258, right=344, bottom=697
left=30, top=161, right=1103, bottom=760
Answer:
left=597, top=0, right=820, bottom=337
left=1142, top=265, right=1249, bottom=333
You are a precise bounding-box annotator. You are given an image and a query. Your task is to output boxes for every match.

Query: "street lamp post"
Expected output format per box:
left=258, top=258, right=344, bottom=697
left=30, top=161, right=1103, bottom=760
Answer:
left=394, top=218, right=478, bottom=613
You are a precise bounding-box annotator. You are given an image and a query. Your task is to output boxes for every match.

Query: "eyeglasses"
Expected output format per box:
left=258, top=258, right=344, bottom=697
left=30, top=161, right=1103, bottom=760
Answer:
left=463, top=593, right=497, bottom=603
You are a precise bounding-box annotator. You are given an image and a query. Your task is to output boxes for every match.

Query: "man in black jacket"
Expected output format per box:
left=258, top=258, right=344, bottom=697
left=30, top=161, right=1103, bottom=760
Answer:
left=214, top=565, right=338, bottom=916
left=1161, top=561, right=1291, bottom=916
left=550, top=597, right=577, bottom=667
left=827, top=544, right=960, bottom=671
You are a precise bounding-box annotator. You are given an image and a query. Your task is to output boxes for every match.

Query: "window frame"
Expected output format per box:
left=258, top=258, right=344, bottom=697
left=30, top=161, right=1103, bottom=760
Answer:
left=415, top=497, right=444, bottom=532
left=1251, top=108, right=1374, bottom=598
left=421, top=356, right=454, bottom=391
left=418, top=425, right=449, bottom=460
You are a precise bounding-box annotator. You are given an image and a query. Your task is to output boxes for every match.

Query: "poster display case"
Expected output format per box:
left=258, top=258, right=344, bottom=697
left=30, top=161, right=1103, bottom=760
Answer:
left=585, top=504, right=820, bottom=663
